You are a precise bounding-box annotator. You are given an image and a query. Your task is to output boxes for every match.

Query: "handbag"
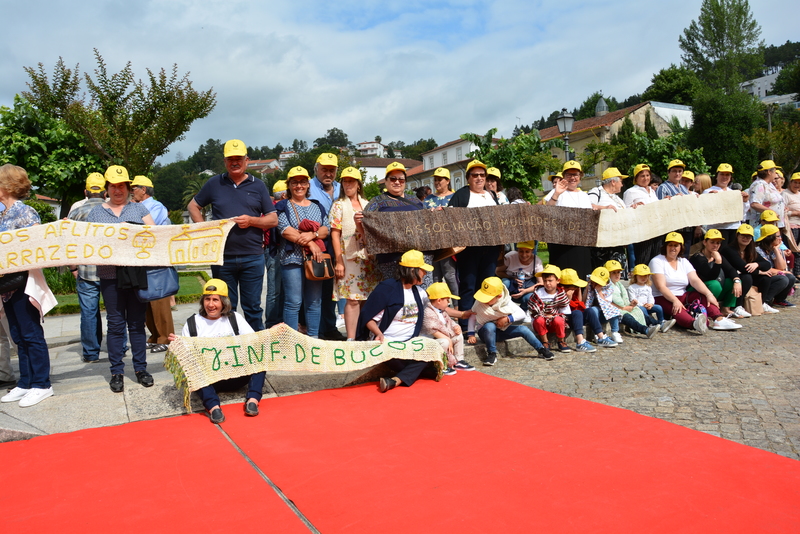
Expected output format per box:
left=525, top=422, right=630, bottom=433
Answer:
left=136, top=266, right=179, bottom=302
left=0, top=270, right=28, bottom=294
left=743, top=287, right=763, bottom=316
left=304, top=253, right=334, bottom=281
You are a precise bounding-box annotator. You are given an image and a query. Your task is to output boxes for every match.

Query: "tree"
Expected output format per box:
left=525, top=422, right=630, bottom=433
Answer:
left=187, top=138, right=225, bottom=174
left=291, top=139, right=308, bottom=153
left=314, top=127, right=350, bottom=148
left=763, top=40, right=800, bottom=69
left=678, top=0, right=763, bottom=92
left=461, top=128, right=562, bottom=200
left=374, top=135, right=382, bottom=143
left=573, top=91, right=618, bottom=121
left=151, top=159, right=198, bottom=211
left=771, top=60, right=800, bottom=100
left=746, top=121, right=800, bottom=176
left=22, top=49, right=216, bottom=175
left=687, top=87, right=762, bottom=182
left=0, top=95, right=103, bottom=216
left=400, top=138, right=437, bottom=162
left=644, top=110, right=659, bottom=140
left=641, top=64, right=701, bottom=105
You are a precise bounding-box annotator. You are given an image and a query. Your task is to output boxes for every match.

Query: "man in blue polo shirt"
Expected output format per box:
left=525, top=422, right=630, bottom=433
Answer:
left=308, top=153, right=345, bottom=340
left=188, top=139, right=277, bottom=331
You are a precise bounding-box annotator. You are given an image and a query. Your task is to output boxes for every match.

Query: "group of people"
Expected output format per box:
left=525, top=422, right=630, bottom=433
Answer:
left=1, top=141, right=797, bottom=414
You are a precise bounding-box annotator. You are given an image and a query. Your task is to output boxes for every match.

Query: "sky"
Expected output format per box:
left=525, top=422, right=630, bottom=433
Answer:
left=0, top=0, right=794, bottom=164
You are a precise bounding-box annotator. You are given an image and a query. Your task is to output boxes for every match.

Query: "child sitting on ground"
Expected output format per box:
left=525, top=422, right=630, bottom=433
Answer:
left=422, top=282, right=471, bottom=375
left=586, top=264, right=658, bottom=344
left=497, top=240, right=543, bottom=308
left=627, top=264, right=676, bottom=333
left=467, top=277, right=554, bottom=366
left=558, top=268, right=596, bottom=353
left=528, top=265, right=572, bottom=353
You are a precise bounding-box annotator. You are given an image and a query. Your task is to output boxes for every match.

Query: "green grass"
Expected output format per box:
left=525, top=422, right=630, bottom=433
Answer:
left=46, top=271, right=210, bottom=316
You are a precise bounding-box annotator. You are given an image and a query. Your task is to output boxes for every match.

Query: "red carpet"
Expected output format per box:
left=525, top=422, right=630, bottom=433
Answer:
left=3, top=373, right=800, bottom=533
left=0, top=416, right=308, bottom=533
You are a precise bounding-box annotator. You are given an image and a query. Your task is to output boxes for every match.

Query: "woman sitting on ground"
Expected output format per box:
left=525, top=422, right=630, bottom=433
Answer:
left=689, top=229, right=741, bottom=317
left=496, top=241, right=543, bottom=308
left=720, top=224, right=784, bottom=316
left=649, top=232, right=740, bottom=334
left=755, top=225, right=797, bottom=308
left=168, top=279, right=263, bottom=424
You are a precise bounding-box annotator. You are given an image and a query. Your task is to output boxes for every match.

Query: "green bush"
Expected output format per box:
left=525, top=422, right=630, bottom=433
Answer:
left=44, top=267, right=76, bottom=294
left=23, top=198, right=58, bottom=224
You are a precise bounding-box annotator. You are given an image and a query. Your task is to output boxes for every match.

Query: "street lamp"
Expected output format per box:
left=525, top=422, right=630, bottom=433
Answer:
left=556, top=108, right=574, bottom=162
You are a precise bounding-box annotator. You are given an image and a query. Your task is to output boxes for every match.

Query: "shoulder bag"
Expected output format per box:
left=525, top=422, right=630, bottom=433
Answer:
left=290, top=201, right=334, bottom=281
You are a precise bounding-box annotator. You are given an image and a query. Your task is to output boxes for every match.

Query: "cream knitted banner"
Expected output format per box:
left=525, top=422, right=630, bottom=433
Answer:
left=0, top=220, right=235, bottom=274
left=164, top=323, right=447, bottom=412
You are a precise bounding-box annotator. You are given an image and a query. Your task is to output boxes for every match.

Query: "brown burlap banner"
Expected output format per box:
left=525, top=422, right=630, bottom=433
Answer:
left=362, top=204, right=600, bottom=254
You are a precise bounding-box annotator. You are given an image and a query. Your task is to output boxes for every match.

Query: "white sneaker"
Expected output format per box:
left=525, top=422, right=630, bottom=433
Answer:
left=335, top=314, right=345, bottom=328
left=660, top=319, right=677, bottom=333
left=18, top=387, right=54, bottom=407
left=1, top=387, right=30, bottom=403
left=610, top=332, right=623, bottom=343
left=693, top=315, right=708, bottom=335
left=732, top=306, right=752, bottom=318
left=763, top=303, right=780, bottom=314
left=712, top=317, right=742, bottom=331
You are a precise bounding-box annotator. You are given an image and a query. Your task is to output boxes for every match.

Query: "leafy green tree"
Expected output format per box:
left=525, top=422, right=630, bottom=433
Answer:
left=687, top=87, right=762, bottom=181
left=22, top=49, right=216, bottom=175
left=0, top=95, right=103, bottom=215
left=644, top=110, right=659, bottom=140
left=461, top=128, right=562, bottom=200
left=641, top=64, right=701, bottom=105
left=291, top=139, right=308, bottom=153
left=314, top=127, right=350, bottom=148
left=620, top=94, right=643, bottom=108
left=151, top=160, right=198, bottom=211
left=746, top=121, right=800, bottom=175
left=23, top=198, right=58, bottom=224
left=771, top=60, right=800, bottom=100
left=678, top=0, right=763, bottom=92
left=609, top=115, right=639, bottom=173
left=400, top=138, right=437, bottom=162
left=763, top=40, right=800, bottom=69
left=573, top=92, right=618, bottom=120
left=187, top=138, right=225, bottom=174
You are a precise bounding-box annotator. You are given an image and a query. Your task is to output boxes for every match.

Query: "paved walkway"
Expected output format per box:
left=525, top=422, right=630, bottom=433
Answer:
left=2, top=292, right=799, bottom=461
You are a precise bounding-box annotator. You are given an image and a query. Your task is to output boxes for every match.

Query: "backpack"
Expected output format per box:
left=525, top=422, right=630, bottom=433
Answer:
left=186, top=313, right=239, bottom=337
left=686, top=299, right=708, bottom=319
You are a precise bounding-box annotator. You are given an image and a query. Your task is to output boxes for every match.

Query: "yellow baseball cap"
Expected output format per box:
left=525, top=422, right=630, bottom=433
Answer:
left=433, top=167, right=451, bottom=180
left=737, top=224, right=754, bottom=236
left=535, top=264, right=562, bottom=279
left=104, top=165, right=130, bottom=184
left=548, top=172, right=563, bottom=182
left=287, top=166, right=310, bottom=180
left=316, top=153, right=338, bottom=167
left=791, top=172, right=800, bottom=181
left=602, top=167, right=627, bottom=180
left=131, top=175, right=153, bottom=188
left=665, top=231, right=684, bottom=244
left=757, top=160, right=777, bottom=171
left=487, top=167, right=501, bottom=179
left=474, top=277, right=505, bottom=303
left=272, top=180, right=287, bottom=193
left=516, top=241, right=536, bottom=250
left=559, top=268, right=587, bottom=287
left=385, top=161, right=407, bottom=176
left=203, top=278, right=229, bottom=297
left=466, top=160, right=487, bottom=173
left=604, top=260, right=623, bottom=272
left=562, top=160, right=582, bottom=173
left=776, top=169, right=784, bottom=178
left=223, top=139, right=247, bottom=158
left=716, top=163, right=733, bottom=174
left=632, top=163, right=651, bottom=178
left=760, top=210, right=779, bottom=222
left=589, top=267, right=610, bottom=286
left=340, top=167, right=362, bottom=181
left=399, top=249, right=433, bottom=271
left=756, top=224, right=779, bottom=242
left=85, top=172, right=106, bottom=191
left=704, top=229, right=723, bottom=240
left=426, top=282, right=460, bottom=300
left=682, top=170, right=695, bottom=182
left=630, top=264, right=651, bottom=277
left=667, top=159, right=685, bottom=170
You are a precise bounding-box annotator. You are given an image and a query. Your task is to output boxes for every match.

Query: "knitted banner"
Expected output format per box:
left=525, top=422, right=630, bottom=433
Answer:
left=361, top=191, right=743, bottom=253
left=164, top=323, right=447, bottom=412
left=0, top=220, right=235, bottom=274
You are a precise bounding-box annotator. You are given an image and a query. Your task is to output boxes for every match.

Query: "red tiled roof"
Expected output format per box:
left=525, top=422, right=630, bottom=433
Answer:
left=538, top=102, right=650, bottom=140
left=406, top=164, right=425, bottom=177
left=36, top=194, right=59, bottom=202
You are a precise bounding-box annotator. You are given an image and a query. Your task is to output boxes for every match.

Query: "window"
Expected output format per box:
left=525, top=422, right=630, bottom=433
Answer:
left=429, top=156, right=434, bottom=169
left=442, top=151, right=448, bottom=165
left=456, top=147, right=462, bottom=161
left=453, top=171, right=463, bottom=190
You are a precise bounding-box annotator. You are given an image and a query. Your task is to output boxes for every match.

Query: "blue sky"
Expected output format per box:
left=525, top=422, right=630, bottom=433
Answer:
left=0, top=0, right=794, bottom=163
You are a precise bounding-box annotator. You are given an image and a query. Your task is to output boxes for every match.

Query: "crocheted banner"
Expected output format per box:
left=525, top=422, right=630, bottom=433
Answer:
left=361, top=191, right=743, bottom=253
left=164, top=323, right=447, bottom=412
left=0, top=220, right=235, bottom=275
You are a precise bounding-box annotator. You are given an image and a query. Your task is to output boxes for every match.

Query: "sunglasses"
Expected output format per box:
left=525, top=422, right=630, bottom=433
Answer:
left=387, top=176, right=406, bottom=183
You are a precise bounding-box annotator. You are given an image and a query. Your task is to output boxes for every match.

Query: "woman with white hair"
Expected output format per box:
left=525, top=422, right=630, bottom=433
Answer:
left=587, top=167, right=628, bottom=272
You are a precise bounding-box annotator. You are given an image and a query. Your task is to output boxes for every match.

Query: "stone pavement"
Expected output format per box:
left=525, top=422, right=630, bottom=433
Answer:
left=1, top=292, right=799, bottom=462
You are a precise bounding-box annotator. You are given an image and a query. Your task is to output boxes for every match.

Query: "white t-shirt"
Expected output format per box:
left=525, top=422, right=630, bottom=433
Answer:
left=544, top=189, right=593, bottom=209
left=373, top=287, right=419, bottom=342
left=467, top=190, right=498, bottom=208
left=180, top=312, right=255, bottom=337
left=623, top=185, right=658, bottom=208
left=533, top=286, right=570, bottom=314
left=503, top=251, right=544, bottom=283
left=588, top=186, right=626, bottom=210
left=648, top=255, right=695, bottom=297
left=627, top=283, right=655, bottom=306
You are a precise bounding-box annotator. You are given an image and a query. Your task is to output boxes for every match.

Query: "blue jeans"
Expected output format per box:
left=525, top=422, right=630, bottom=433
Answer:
left=77, top=277, right=103, bottom=361
left=197, top=372, right=266, bottom=411
left=100, top=279, right=147, bottom=375
left=3, top=288, right=50, bottom=389
left=212, top=254, right=265, bottom=332
left=639, top=305, right=664, bottom=326
left=584, top=307, right=606, bottom=338
left=478, top=322, right=542, bottom=354
left=264, top=252, right=283, bottom=328
left=567, top=309, right=586, bottom=337
left=281, top=264, right=323, bottom=338
left=593, top=306, right=647, bottom=335
left=502, top=278, right=534, bottom=308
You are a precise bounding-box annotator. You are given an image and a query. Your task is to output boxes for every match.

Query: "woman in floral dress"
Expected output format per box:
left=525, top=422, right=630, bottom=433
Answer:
left=330, top=167, right=381, bottom=340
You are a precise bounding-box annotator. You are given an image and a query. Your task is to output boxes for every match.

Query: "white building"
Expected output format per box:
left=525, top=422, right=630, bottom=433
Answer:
left=406, top=138, right=479, bottom=192
left=278, top=151, right=297, bottom=170
left=740, top=71, right=798, bottom=105
left=356, top=141, right=386, bottom=158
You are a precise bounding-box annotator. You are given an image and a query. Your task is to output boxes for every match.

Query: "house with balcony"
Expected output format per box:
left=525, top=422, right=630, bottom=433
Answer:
left=405, top=138, right=481, bottom=192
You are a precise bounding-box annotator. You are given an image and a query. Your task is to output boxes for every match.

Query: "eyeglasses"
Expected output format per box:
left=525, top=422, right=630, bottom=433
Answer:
left=387, top=177, right=406, bottom=183
left=468, top=173, right=486, bottom=178
left=289, top=181, right=309, bottom=187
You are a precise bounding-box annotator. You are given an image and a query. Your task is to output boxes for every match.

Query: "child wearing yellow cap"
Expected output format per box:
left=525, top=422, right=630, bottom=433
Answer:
left=497, top=241, right=543, bottom=308
left=422, top=283, right=472, bottom=374
left=627, top=264, right=676, bottom=332
left=527, top=265, right=571, bottom=353
left=604, top=261, right=660, bottom=341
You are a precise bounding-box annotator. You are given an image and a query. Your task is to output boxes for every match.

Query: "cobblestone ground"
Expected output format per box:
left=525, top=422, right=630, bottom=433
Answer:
left=465, top=304, right=800, bottom=460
